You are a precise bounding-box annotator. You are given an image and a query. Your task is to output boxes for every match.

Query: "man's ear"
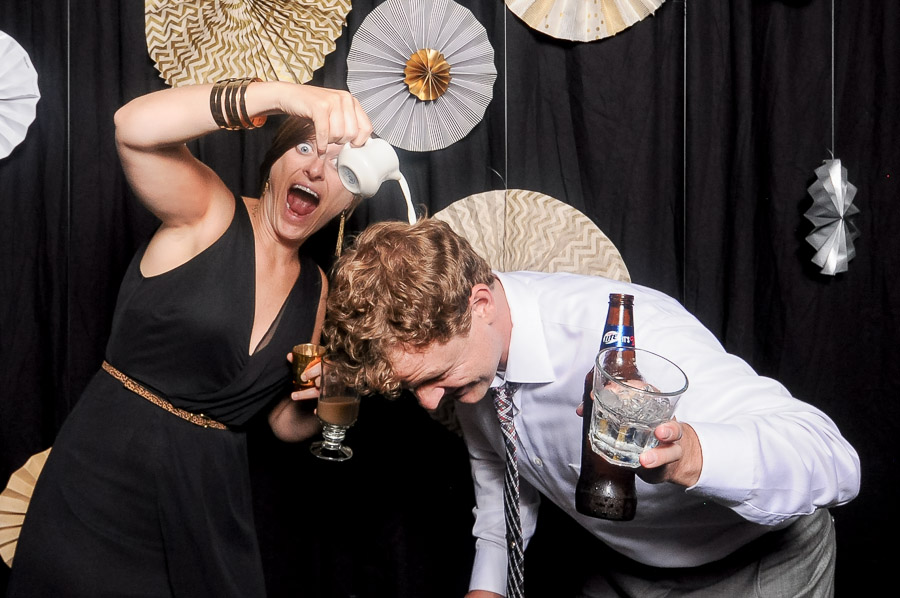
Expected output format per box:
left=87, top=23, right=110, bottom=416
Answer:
left=469, top=283, right=495, bottom=321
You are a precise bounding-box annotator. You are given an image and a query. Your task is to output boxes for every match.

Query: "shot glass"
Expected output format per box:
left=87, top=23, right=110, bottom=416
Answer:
left=292, top=343, right=327, bottom=390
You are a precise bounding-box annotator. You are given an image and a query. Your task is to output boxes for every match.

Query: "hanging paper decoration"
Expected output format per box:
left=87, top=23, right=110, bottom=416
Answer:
left=0, top=31, right=41, bottom=160
left=346, top=0, right=497, bottom=152
left=505, top=0, right=665, bottom=43
left=804, top=159, right=859, bottom=275
left=145, top=0, right=351, bottom=86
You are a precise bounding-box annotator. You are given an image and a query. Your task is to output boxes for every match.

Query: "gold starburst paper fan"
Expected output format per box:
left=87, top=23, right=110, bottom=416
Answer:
left=145, top=0, right=351, bottom=86
left=1, top=448, right=50, bottom=567
left=505, top=0, right=665, bottom=42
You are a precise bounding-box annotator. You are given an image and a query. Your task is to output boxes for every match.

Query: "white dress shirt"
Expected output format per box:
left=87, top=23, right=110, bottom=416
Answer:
left=455, top=271, right=860, bottom=595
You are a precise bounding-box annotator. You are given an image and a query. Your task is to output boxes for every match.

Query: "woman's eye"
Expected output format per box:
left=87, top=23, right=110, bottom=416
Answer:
left=296, top=142, right=314, bottom=155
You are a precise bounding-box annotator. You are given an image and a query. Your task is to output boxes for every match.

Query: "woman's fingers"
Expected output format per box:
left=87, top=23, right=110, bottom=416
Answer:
left=300, top=360, right=323, bottom=384
left=298, top=87, right=371, bottom=154
left=291, top=387, right=319, bottom=402
left=348, top=96, right=373, bottom=147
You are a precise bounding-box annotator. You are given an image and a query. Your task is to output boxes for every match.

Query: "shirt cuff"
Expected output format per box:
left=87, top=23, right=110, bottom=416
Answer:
left=469, top=541, right=508, bottom=595
left=685, top=421, right=754, bottom=505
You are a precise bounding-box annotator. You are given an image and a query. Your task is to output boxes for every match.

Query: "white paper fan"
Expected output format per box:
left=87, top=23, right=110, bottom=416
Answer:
left=0, top=31, right=41, bottom=160
left=347, top=0, right=497, bottom=152
left=145, top=0, right=351, bottom=86
left=505, top=0, right=665, bottom=42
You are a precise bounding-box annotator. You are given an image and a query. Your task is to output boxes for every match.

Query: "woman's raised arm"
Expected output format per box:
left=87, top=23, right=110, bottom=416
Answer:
left=114, top=81, right=371, bottom=228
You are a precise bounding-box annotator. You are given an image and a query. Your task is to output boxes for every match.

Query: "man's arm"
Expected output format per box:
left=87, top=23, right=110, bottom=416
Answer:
left=634, top=297, right=861, bottom=524
left=456, top=399, right=541, bottom=596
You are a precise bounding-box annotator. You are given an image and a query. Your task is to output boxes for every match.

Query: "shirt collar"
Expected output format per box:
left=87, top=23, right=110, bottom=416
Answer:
left=492, top=271, right=556, bottom=388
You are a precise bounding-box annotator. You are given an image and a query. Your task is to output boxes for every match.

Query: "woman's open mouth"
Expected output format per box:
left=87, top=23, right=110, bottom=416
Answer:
left=286, top=184, right=319, bottom=217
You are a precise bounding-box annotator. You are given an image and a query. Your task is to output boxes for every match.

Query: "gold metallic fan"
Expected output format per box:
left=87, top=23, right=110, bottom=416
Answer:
left=505, top=0, right=665, bottom=42
left=0, top=448, right=50, bottom=567
left=145, top=0, right=351, bottom=86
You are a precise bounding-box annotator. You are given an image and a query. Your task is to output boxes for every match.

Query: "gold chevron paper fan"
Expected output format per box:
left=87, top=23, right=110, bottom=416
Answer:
left=145, top=0, right=351, bottom=86
left=0, top=448, right=50, bottom=567
left=506, top=0, right=665, bottom=42
left=346, top=0, right=497, bottom=152
left=434, top=189, right=630, bottom=281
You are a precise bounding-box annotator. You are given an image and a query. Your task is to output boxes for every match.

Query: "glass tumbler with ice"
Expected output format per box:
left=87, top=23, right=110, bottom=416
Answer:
left=589, top=347, right=689, bottom=467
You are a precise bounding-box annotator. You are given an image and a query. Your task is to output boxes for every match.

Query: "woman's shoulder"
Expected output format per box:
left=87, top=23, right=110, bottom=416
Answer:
left=140, top=193, right=243, bottom=278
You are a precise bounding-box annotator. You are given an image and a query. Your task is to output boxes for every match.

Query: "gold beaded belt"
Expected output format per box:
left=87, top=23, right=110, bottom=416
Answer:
left=102, top=361, right=228, bottom=430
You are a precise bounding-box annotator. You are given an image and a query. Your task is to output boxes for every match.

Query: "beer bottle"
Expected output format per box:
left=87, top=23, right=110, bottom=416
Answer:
left=575, top=293, right=640, bottom=520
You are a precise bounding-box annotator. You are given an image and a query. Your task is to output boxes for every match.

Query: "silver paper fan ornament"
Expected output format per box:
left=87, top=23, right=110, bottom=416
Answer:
left=505, top=0, right=665, bottom=42
left=0, top=31, right=41, bottom=160
left=346, top=0, right=497, bottom=152
left=145, top=0, right=351, bottom=86
left=804, top=159, right=859, bottom=275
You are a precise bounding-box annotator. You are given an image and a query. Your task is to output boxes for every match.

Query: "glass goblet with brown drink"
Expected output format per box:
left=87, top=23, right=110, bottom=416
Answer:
left=310, top=356, right=361, bottom=462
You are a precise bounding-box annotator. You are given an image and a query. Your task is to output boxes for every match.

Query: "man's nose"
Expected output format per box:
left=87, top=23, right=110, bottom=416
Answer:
left=415, top=386, right=445, bottom=410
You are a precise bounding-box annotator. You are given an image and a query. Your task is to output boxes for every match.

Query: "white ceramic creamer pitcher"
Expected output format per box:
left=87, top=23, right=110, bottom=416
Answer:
left=337, top=138, right=416, bottom=223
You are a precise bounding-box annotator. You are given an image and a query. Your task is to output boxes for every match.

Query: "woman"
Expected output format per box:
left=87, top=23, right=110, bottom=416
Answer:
left=7, top=80, right=372, bottom=597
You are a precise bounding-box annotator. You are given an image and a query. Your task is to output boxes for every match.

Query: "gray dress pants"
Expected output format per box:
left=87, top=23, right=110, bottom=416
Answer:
left=578, top=508, right=836, bottom=598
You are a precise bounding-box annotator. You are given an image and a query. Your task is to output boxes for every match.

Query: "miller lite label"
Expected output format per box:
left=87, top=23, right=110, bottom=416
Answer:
left=601, top=325, right=635, bottom=349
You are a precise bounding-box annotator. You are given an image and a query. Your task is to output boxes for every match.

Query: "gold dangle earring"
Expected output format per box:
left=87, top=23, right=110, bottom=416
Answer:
left=335, top=210, right=347, bottom=257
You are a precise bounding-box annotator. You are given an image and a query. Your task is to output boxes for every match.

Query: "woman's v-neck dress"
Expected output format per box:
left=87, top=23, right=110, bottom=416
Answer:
left=8, top=197, right=321, bottom=597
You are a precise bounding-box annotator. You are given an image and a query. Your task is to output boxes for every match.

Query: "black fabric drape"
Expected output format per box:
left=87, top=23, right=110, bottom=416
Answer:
left=2, top=1, right=896, bottom=595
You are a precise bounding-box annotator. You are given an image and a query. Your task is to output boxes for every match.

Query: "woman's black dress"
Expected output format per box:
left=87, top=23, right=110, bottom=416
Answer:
left=7, top=197, right=321, bottom=597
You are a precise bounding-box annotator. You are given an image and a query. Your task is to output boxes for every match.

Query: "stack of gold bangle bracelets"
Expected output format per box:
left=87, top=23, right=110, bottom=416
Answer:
left=210, top=77, right=267, bottom=130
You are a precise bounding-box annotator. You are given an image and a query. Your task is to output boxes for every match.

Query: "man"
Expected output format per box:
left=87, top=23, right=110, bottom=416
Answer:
left=324, top=218, right=860, bottom=597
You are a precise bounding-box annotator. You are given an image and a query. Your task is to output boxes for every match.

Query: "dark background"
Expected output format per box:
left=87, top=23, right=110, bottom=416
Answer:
left=1, top=1, right=897, bottom=596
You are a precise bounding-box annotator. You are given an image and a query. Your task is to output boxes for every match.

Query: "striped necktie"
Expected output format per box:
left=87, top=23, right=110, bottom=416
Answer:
left=492, top=381, right=525, bottom=598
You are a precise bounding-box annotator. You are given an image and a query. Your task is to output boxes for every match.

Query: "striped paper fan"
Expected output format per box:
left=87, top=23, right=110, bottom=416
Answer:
left=145, top=0, right=351, bottom=86
left=0, top=448, right=51, bottom=567
left=347, top=0, right=497, bottom=152
left=505, top=0, right=665, bottom=42
left=0, top=30, right=41, bottom=160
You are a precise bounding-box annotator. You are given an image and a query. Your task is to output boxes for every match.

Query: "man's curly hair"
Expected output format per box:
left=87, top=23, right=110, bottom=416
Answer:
left=324, top=218, right=495, bottom=396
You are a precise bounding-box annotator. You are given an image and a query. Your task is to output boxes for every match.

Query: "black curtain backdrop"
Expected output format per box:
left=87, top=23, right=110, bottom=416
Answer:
left=1, top=1, right=897, bottom=596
